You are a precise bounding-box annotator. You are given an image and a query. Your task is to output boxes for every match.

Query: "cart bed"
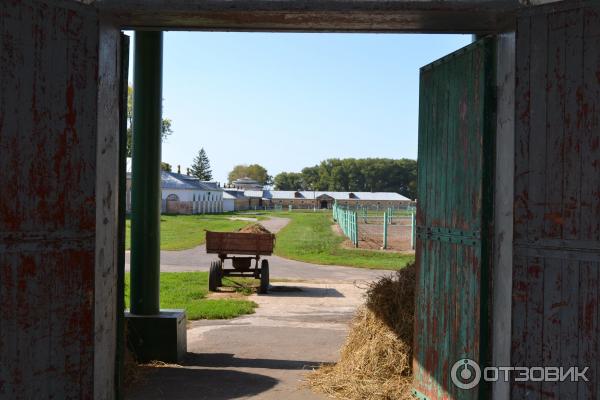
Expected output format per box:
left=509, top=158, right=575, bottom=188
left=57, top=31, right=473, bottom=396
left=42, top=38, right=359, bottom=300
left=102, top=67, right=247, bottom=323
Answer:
left=205, top=231, right=275, bottom=255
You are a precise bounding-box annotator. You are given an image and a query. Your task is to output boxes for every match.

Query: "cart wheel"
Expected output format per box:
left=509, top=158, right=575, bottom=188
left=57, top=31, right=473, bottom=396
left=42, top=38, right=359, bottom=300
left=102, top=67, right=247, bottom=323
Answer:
left=259, top=259, right=269, bottom=294
left=216, top=260, right=223, bottom=286
left=209, top=261, right=222, bottom=292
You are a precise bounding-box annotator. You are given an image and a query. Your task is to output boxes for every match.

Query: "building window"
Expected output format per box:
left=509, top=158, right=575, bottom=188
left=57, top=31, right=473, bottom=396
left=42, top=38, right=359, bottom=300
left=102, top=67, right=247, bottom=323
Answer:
left=166, top=194, right=179, bottom=201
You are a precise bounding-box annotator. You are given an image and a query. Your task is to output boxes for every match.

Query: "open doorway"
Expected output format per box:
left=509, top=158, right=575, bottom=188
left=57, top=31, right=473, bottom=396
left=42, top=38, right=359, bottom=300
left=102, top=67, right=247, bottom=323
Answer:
left=123, top=31, right=471, bottom=400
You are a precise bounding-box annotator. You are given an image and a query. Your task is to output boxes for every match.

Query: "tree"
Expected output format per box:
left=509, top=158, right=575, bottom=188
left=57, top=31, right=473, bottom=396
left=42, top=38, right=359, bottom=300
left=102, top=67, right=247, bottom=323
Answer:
left=300, top=166, right=320, bottom=190
left=161, top=162, right=172, bottom=172
left=274, top=158, right=418, bottom=199
left=126, top=86, right=174, bottom=157
left=190, top=148, right=213, bottom=181
left=228, top=164, right=272, bottom=186
left=273, top=172, right=305, bottom=190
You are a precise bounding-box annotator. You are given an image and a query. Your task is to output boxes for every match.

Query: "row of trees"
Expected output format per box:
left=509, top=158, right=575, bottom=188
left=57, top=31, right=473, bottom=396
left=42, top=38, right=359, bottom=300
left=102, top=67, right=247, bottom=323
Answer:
left=273, top=158, right=417, bottom=199
left=172, top=152, right=418, bottom=200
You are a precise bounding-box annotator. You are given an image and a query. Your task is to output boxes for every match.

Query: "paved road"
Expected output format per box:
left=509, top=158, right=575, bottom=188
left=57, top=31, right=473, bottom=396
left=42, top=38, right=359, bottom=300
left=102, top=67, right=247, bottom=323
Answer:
left=125, top=217, right=394, bottom=400
left=127, top=282, right=363, bottom=400
left=125, top=217, right=392, bottom=283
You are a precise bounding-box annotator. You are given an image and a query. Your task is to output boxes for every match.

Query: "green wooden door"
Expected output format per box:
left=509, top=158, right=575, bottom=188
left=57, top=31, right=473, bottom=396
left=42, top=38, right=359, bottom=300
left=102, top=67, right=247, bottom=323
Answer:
left=413, top=38, right=496, bottom=400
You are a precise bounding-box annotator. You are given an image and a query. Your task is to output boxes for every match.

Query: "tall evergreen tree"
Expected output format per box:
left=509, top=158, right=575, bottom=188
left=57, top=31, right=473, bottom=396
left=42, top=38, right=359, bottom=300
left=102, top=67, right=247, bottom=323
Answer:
left=190, top=148, right=213, bottom=181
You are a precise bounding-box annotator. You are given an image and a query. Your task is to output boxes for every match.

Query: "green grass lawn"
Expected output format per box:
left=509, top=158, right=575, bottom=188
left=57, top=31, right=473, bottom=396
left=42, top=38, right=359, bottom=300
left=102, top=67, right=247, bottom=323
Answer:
left=125, top=272, right=258, bottom=319
left=126, top=214, right=252, bottom=251
left=270, top=211, right=414, bottom=270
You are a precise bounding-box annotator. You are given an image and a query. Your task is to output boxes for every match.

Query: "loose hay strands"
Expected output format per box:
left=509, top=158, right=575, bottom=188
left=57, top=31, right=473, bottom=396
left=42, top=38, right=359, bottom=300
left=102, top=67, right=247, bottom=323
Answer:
left=237, top=223, right=272, bottom=234
left=307, top=262, right=416, bottom=400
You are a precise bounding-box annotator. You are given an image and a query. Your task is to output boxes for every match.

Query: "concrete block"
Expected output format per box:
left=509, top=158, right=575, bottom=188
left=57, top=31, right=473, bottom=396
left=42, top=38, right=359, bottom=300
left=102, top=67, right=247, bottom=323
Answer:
left=125, top=309, right=187, bottom=363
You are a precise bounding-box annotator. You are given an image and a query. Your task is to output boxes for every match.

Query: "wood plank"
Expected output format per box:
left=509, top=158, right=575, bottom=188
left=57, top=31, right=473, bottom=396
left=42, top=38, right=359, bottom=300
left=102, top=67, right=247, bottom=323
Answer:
left=562, top=8, right=584, bottom=241
left=560, top=258, right=580, bottom=399
left=581, top=5, right=600, bottom=243
left=0, top=1, right=99, bottom=397
left=527, top=12, right=549, bottom=242
left=513, top=6, right=600, bottom=398
left=514, top=13, right=532, bottom=243
left=541, top=257, right=562, bottom=399
left=525, top=256, right=544, bottom=400
left=544, top=11, right=567, bottom=240
left=510, top=255, right=529, bottom=399
left=577, top=261, right=598, bottom=400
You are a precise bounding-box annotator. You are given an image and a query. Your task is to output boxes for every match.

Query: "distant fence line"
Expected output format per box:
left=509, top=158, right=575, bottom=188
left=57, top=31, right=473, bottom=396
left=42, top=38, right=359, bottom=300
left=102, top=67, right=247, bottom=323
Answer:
left=332, top=203, right=358, bottom=247
left=333, top=203, right=416, bottom=251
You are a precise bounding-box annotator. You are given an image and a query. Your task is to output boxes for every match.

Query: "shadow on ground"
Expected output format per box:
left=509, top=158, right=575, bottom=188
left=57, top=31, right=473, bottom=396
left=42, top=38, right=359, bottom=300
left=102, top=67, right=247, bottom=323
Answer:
left=184, top=352, right=322, bottom=370
left=265, top=286, right=344, bottom=298
left=125, top=366, right=279, bottom=400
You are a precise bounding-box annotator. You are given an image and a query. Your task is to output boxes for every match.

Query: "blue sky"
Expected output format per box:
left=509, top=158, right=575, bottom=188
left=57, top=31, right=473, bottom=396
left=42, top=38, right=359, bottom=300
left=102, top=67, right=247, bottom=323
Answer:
left=128, top=32, right=471, bottom=183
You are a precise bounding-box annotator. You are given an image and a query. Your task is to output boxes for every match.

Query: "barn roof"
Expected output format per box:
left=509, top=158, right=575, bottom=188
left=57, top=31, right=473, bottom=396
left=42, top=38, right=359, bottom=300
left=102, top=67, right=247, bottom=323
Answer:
left=224, top=189, right=247, bottom=199
left=161, top=171, right=222, bottom=191
left=261, top=190, right=410, bottom=201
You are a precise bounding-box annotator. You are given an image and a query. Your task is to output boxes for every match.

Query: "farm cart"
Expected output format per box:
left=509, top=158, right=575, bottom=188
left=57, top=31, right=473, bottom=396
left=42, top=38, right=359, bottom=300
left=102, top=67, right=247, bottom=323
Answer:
left=205, top=230, right=275, bottom=294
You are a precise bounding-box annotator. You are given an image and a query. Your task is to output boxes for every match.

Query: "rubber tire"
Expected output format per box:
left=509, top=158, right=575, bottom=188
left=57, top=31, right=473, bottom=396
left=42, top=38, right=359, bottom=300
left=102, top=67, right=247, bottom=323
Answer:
left=209, top=261, right=222, bottom=292
left=259, top=259, right=269, bottom=294
left=216, top=260, right=223, bottom=286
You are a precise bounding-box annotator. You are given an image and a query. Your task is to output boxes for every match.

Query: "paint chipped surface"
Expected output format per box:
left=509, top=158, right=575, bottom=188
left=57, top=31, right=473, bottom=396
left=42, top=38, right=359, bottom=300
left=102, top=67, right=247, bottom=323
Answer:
left=413, top=39, right=494, bottom=400
left=0, top=0, right=99, bottom=398
left=512, top=3, right=600, bottom=399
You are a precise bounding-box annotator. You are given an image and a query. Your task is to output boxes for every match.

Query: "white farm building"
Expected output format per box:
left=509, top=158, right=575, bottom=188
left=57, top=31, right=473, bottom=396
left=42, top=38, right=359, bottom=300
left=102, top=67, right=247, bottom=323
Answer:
left=126, top=158, right=223, bottom=214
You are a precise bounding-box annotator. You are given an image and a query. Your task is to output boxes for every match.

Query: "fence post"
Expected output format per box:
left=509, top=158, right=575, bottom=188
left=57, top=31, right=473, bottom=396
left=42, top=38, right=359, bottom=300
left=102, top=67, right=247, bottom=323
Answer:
left=411, top=212, right=416, bottom=250
left=350, top=210, right=353, bottom=245
left=383, top=211, right=388, bottom=249
left=345, top=208, right=349, bottom=236
left=353, top=212, right=358, bottom=247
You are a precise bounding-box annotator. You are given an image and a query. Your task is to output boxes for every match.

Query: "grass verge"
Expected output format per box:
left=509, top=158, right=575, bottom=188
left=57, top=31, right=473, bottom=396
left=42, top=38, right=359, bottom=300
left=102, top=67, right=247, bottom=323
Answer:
left=126, top=214, right=252, bottom=251
left=125, top=272, right=257, bottom=319
left=270, top=211, right=414, bottom=270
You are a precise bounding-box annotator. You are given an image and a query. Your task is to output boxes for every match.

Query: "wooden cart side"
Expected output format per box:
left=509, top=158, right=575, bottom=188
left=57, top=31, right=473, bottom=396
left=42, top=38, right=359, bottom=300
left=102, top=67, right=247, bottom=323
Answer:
left=205, top=231, right=275, bottom=255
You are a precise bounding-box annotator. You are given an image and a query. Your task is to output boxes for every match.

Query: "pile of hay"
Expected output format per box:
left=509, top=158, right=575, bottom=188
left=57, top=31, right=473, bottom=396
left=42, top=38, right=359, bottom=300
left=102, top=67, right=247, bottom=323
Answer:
left=307, top=262, right=416, bottom=400
left=238, top=223, right=272, bottom=234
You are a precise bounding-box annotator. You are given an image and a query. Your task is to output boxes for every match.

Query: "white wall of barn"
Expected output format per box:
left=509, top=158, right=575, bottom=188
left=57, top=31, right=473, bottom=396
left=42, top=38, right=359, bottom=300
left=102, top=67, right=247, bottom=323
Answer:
left=223, top=199, right=235, bottom=212
left=161, top=188, right=222, bottom=202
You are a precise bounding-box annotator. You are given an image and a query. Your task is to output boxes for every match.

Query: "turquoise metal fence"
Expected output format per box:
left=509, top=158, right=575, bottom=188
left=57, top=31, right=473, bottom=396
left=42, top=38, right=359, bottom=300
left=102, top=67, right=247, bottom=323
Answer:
left=332, top=203, right=358, bottom=247
left=334, top=203, right=416, bottom=250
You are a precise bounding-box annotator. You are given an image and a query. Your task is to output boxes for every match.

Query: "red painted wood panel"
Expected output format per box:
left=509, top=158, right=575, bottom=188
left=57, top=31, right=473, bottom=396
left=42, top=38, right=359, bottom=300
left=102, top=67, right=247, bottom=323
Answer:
left=513, top=2, right=600, bottom=398
left=0, top=0, right=99, bottom=397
